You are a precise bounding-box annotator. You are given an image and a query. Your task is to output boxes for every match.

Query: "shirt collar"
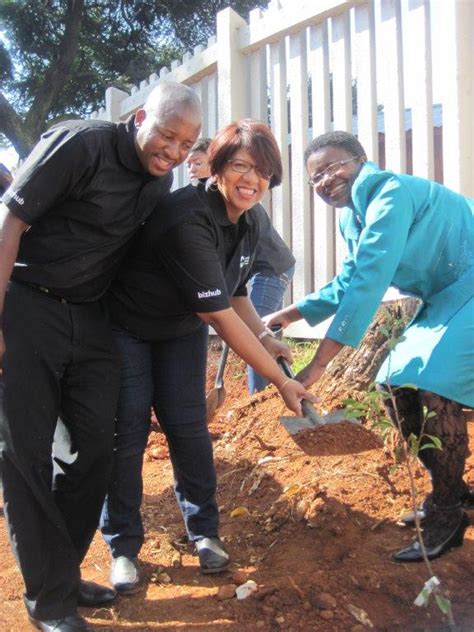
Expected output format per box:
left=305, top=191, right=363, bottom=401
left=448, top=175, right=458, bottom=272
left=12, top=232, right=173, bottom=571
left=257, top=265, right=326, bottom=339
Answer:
left=116, top=115, right=149, bottom=175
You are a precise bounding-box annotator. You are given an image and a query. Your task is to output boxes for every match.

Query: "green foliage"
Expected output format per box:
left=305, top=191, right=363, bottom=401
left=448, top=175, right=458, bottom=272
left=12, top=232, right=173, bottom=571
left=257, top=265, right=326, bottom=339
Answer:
left=0, top=0, right=266, bottom=151
left=285, top=338, right=318, bottom=375
left=434, top=593, right=453, bottom=618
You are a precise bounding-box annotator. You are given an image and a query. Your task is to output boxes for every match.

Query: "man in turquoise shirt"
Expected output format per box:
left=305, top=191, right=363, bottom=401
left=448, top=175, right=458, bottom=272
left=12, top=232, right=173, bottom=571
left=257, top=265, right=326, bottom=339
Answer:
left=266, top=131, right=473, bottom=563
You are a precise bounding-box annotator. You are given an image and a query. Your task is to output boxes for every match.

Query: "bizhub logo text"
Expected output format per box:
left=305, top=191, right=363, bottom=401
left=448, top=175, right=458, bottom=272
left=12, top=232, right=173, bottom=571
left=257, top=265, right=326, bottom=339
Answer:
left=197, top=288, right=222, bottom=299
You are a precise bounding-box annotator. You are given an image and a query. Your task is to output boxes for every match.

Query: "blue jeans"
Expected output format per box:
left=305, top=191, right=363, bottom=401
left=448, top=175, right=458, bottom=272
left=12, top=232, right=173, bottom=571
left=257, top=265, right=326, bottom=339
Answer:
left=247, top=266, right=295, bottom=393
left=100, top=324, right=218, bottom=558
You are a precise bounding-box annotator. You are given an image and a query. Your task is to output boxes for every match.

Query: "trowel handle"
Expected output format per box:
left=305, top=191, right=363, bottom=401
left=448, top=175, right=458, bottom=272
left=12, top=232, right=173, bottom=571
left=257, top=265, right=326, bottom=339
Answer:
left=277, top=356, right=295, bottom=379
left=215, top=343, right=229, bottom=388
left=277, top=357, right=323, bottom=423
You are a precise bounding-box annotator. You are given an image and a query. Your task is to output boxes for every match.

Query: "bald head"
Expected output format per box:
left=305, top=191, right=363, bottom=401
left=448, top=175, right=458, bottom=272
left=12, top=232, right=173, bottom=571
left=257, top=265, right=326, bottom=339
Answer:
left=134, top=81, right=202, bottom=177
left=143, top=81, right=202, bottom=121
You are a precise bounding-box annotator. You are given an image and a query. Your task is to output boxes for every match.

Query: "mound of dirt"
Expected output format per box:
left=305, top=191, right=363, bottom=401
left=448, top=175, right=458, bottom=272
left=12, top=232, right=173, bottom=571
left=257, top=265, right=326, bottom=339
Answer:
left=1, top=348, right=473, bottom=631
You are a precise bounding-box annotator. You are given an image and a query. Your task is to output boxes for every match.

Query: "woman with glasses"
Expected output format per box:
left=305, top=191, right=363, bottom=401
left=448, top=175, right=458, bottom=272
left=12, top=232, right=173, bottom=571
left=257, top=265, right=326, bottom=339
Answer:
left=266, top=130, right=474, bottom=563
left=100, top=119, right=315, bottom=592
left=185, top=138, right=296, bottom=395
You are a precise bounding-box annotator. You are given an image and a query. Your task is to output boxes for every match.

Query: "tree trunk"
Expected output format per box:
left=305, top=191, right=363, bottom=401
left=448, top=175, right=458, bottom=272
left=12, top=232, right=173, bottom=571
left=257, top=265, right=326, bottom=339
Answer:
left=317, top=297, right=419, bottom=409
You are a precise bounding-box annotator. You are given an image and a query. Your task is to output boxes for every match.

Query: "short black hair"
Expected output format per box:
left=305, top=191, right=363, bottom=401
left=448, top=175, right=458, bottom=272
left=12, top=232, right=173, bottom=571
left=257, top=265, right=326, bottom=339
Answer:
left=190, top=137, right=212, bottom=154
left=304, top=131, right=367, bottom=164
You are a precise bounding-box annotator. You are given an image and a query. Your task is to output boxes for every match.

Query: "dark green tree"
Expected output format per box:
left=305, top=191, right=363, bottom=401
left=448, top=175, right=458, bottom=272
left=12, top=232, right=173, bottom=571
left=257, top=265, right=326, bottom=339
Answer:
left=0, top=0, right=265, bottom=158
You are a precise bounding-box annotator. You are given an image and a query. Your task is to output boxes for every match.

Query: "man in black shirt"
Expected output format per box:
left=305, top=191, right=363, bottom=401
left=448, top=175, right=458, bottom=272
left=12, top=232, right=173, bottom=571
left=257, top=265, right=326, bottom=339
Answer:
left=0, top=81, right=201, bottom=632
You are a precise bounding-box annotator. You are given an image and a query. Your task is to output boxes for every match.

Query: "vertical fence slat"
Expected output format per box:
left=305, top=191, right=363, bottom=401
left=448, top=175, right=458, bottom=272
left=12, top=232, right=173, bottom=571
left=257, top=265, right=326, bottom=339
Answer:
left=269, top=39, right=291, bottom=250
left=407, top=0, right=434, bottom=179
left=308, top=21, right=334, bottom=290
left=439, top=0, right=474, bottom=196
left=309, top=21, right=331, bottom=136
left=247, top=47, right=268, bottom=121
left=289, top=30, right=311, bottom=297
left=331, top=12, right=352, bottom=273
left=354, top=1, right=378, bottom=162
left=216, top=8, right=247, bottom=127
left=205, top=74, right=218, bottom=138
left=331, top=12, right=352, bottom=132
left=379, top=0, right=406, bottom=172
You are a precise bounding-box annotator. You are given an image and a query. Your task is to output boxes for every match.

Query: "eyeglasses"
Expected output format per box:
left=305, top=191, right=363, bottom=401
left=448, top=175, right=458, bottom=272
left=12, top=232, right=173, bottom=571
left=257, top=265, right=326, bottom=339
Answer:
left=307, top=156, right=359, bottom=186
left=227, top=159, right=272, bottom=181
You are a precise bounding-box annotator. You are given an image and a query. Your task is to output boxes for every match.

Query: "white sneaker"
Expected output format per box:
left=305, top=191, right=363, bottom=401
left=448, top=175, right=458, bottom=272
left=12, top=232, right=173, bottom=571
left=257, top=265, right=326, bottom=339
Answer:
left=110, top=556, right=141, bottom=594
left=195, top=537, right=230, bottom=574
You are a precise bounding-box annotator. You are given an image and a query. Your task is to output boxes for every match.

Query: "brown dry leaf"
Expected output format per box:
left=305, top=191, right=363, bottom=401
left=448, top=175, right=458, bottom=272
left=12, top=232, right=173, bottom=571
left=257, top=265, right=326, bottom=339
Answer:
left=230, top=506, right=250, bottom=518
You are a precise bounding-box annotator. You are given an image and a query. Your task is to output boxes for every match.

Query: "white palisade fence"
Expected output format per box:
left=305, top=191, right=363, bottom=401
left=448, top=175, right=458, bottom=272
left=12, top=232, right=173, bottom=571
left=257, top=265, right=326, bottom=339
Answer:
left=92, top=0, right=474, bottom=338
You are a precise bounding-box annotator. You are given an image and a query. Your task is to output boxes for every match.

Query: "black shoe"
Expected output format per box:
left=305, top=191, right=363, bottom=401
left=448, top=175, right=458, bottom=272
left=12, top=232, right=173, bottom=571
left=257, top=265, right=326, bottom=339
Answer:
left=398, top=487, right=474, bottom=527
left=195, top=537, right=230, bottom=574
left=28, top=613, right=92, bottom=631
left=77, top=580, right=116, bottom=607
left=392, top=511, right=469, bottom=562
left=461, top=487, right=474, bottom=508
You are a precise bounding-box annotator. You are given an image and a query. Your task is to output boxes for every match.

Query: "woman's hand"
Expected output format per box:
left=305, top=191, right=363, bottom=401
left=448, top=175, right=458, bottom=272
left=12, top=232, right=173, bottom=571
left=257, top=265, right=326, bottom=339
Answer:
left=294, top=360, right=326, bottom=388
left=263, top=304, right=302, bottom=331
left=277, top=378, right=318, bottom=416
left=261, top=335, right=292, bottom=363
left=294, top=338, right=344, bottom=388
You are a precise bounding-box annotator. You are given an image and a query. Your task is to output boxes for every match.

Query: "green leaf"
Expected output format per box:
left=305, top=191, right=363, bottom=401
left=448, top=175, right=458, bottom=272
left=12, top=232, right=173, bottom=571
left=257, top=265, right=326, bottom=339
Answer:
left=419, top=443, right=437, bottom=451
left=345, top=410, right=364, bottom=419
left=423, top=434, right=443, bottom=450
left=434, top=593, right=452, bottom=616
left=408, top=433, right=420, bottom=456
left=425, top=411, right=437, bottom=419
left=342, top=398, right=358, bottom=406
left=372, top=419, right=393, bottom=430
left=379, top=325, right=391, bottom=338
left=400, top=383, right=418, bottom=390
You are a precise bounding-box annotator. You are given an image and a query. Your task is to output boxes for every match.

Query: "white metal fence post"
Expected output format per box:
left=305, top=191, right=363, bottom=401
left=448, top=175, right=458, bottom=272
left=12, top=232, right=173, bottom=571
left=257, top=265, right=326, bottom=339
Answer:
left=440, top=0, right=474, bottom=197
left=105, top=87, right=129, bottom=122
left=216, top=7, right=247, bottom=128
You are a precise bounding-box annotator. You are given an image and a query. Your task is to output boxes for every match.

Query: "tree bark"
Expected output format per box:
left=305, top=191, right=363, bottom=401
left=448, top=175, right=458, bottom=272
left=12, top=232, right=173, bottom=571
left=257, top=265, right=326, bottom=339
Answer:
left=317, top=297, right=419, bottom=409
left=0, top=93, right=34, bottom=158
left=25, top=0, right=85, bottom=145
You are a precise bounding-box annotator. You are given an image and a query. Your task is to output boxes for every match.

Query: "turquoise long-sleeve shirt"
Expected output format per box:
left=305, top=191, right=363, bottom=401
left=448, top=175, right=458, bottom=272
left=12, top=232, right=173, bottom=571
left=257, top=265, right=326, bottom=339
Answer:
left=296, top=162, right=474, bottom=406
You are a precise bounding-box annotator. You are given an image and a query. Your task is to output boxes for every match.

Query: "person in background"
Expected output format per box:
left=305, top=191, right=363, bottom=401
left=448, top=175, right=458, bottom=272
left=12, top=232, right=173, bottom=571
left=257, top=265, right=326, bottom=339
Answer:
left=185, top=138, right=296, bottom=393
left=185, top=137, right=212, bottom=183
left=265, top=130, right=474, bottom=563
left=100, top=119, right=314, bottom=594
left=0, top=81, right=202, bottom=632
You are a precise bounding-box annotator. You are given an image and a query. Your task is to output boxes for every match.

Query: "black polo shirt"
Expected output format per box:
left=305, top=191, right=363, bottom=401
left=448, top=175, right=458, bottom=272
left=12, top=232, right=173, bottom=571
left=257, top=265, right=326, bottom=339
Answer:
left=252, top=209, right=295, bottom=276
left=108, top=182, right=264, bottom=341
left=1, top=117, right=172, bottom=302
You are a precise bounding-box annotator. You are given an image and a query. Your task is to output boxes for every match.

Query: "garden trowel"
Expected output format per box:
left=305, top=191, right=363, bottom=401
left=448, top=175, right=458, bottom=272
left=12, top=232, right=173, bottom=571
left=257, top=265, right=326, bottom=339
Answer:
left=277, top=357, right=359, bottom=435
left=206, top=342, right=230, bottom=423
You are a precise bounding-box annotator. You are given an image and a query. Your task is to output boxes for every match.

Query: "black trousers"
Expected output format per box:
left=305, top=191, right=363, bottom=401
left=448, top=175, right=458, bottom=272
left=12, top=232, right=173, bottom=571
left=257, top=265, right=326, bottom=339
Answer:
left=0, top=282, right=120, bottom=619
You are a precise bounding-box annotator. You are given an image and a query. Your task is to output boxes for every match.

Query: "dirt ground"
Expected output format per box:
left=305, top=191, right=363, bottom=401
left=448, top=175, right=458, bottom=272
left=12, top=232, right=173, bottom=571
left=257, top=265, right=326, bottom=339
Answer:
left=1, top=347, right=473, bottom=632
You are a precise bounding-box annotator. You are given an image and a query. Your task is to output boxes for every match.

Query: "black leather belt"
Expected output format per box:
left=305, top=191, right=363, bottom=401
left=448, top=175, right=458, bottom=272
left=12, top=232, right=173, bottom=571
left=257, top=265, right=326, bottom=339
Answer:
left=13, top=280, right=76, bottom=305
